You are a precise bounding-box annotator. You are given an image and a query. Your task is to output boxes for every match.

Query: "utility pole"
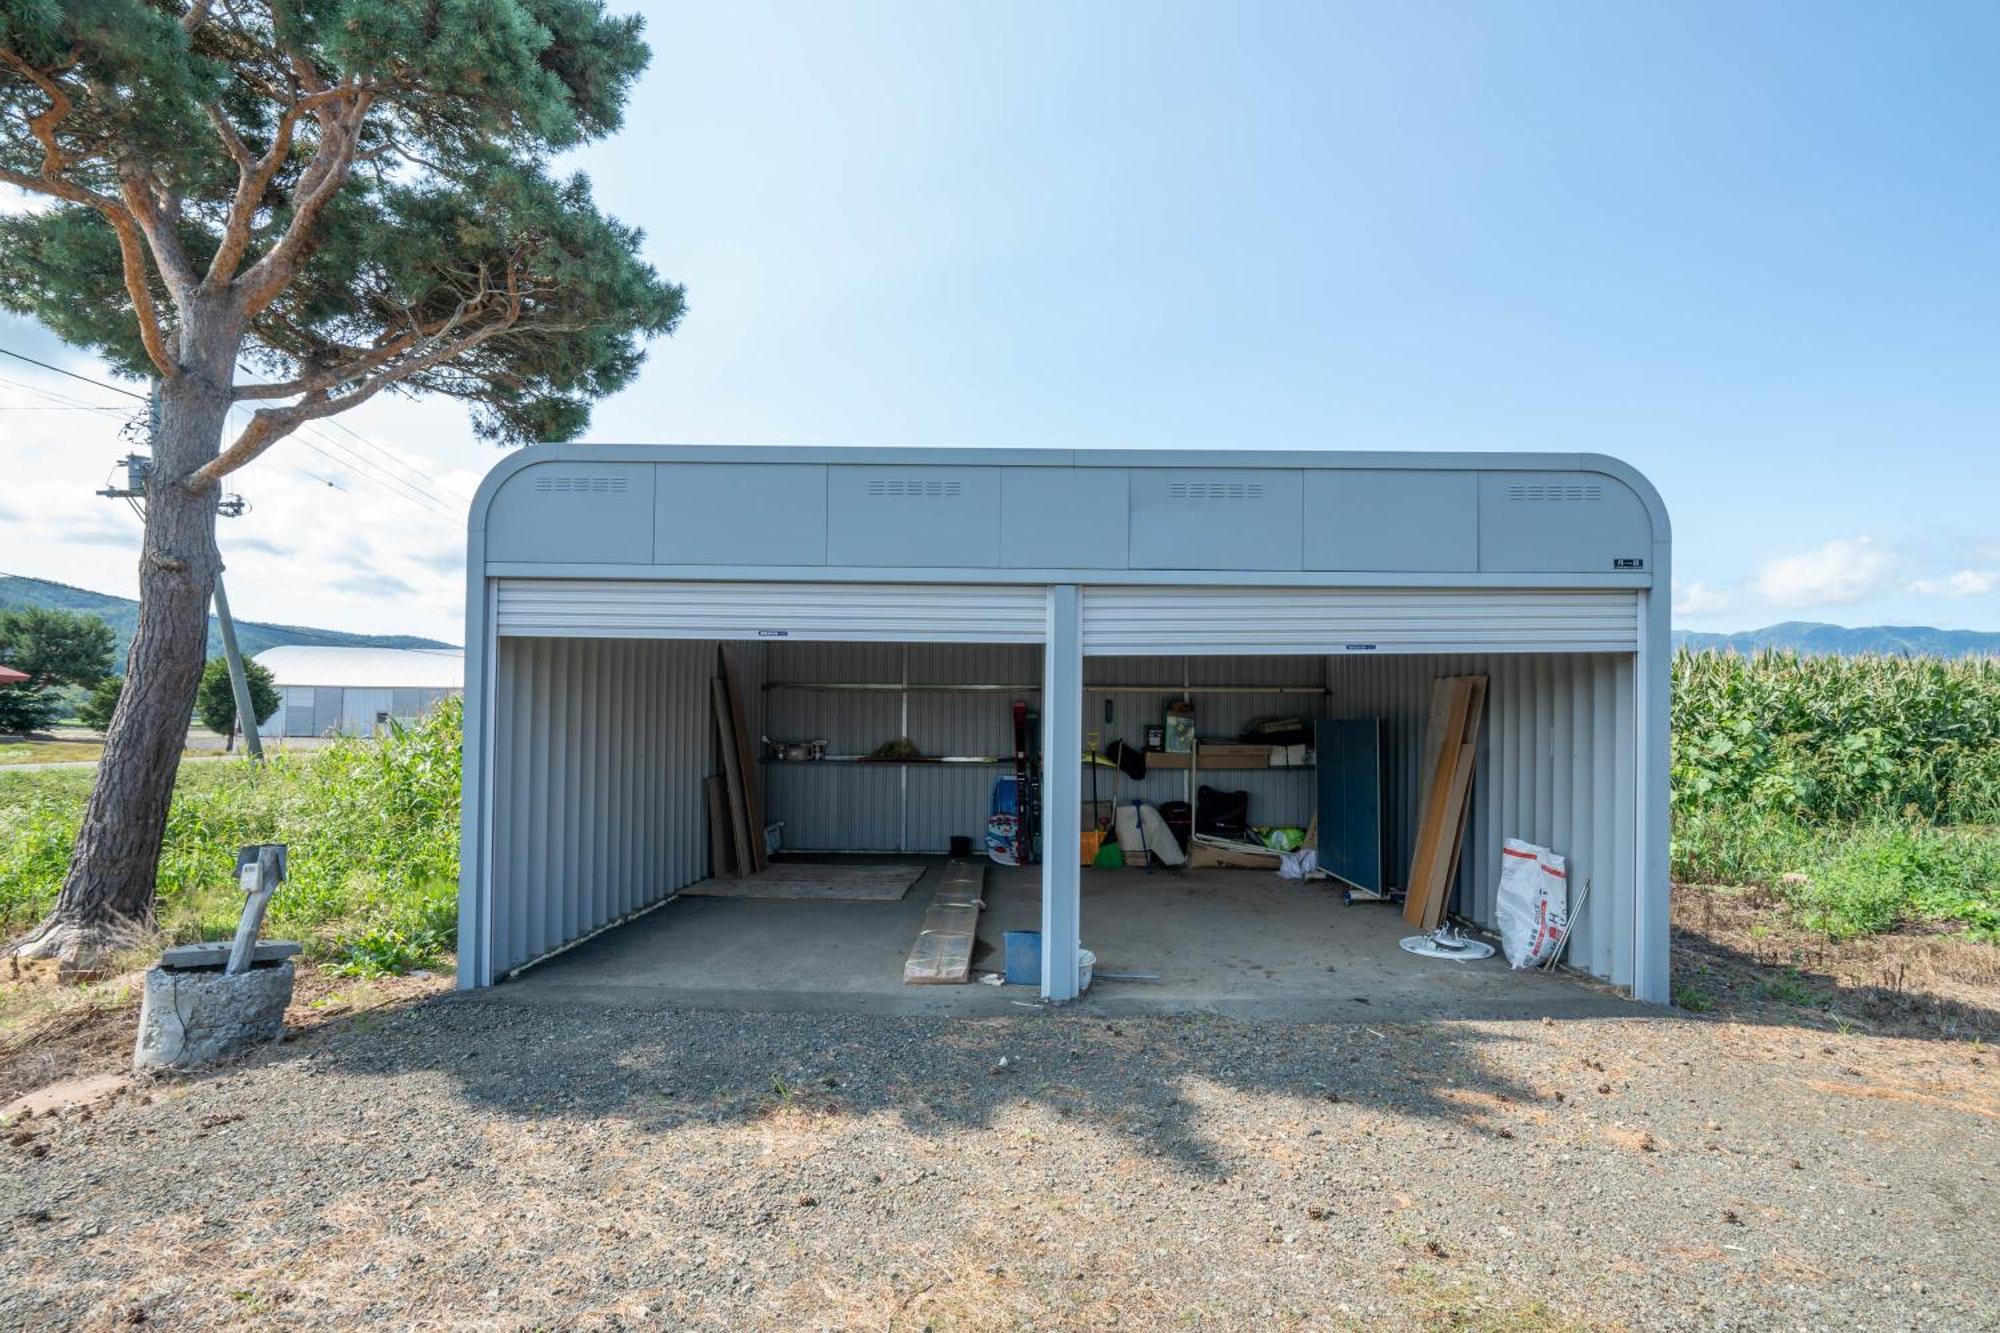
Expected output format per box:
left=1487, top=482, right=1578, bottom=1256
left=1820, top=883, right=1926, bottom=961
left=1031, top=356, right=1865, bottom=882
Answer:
left=211, top=575, right=262, bottom=760
left=104, top=380, right=263, bottom=760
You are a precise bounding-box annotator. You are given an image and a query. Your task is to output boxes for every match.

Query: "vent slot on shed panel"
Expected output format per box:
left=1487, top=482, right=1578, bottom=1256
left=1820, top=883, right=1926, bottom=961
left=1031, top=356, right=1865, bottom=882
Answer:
left=1506, top=483, right=1602, bottom=503
left=1168, top=481, right=1265, bottom=501
left=535, top=474, right=630, bottom=495
left=867, top=477, right=963, bottom=498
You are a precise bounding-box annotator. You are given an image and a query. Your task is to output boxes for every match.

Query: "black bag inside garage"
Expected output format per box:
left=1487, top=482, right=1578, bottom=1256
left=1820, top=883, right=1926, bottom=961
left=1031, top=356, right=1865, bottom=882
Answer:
left=1195, top=786, right=1250, bottom=840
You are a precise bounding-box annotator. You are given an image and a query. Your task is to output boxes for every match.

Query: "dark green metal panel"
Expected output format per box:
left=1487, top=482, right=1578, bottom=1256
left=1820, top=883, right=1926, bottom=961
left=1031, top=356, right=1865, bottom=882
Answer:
left=1315, top=718, right=1385, bottom=893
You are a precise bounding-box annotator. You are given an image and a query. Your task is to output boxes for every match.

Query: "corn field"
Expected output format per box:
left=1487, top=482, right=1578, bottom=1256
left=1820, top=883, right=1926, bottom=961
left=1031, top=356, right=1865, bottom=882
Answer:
left=1671, top=649, right=2000, bottom=938
left=1672, top=649, right=2000, bottom=824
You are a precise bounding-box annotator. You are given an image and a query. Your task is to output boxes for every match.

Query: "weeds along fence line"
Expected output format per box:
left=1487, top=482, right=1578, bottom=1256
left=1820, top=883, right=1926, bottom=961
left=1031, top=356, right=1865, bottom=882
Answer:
left=0, top=698, right=464, bottom=975
left=1671, top=649, right=2000, bottom=939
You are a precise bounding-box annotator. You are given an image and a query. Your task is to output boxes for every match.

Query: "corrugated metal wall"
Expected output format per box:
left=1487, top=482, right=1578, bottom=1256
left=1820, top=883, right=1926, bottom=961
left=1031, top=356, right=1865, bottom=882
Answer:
left=760, top=641, right=1040, bottom=851
left=1326, top=652, right=1637, bottom=989
left=1083, top=654, right=1324, bottom=828
left=488, top=637, right=714, bottom=974
left=759, top=646, right=1330, bottom=850
left=265, top=685, right=460, bottom=738
left=481, top=636, right=1639, bottom=993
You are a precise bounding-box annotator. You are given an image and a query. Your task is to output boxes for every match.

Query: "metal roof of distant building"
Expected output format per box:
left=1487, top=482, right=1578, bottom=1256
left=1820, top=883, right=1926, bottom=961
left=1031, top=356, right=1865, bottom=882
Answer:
left=252, top=645, right=464, bottom=689
left=0, top=664, right=29, bottom=684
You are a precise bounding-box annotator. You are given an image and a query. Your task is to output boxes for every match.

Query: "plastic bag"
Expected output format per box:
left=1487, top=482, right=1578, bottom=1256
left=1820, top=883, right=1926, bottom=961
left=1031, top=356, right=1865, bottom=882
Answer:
left=1496, top=838, right=1568, bottom=969
left=1278, top=847, right=1319, bottom=880
left=1255, top=825, right=1306, bottom=852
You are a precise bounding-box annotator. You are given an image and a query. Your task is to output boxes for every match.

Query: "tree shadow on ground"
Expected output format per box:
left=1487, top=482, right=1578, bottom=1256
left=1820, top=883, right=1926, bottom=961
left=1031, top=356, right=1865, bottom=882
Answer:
left=1670, top=884, right=2000, bottom=1042
left=249, top=989, right=1656, bottom=1180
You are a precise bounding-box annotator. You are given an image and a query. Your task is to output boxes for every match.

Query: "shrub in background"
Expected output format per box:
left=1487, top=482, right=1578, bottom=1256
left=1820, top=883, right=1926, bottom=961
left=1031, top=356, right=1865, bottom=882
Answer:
left=194, top=658, right=281, bottom=745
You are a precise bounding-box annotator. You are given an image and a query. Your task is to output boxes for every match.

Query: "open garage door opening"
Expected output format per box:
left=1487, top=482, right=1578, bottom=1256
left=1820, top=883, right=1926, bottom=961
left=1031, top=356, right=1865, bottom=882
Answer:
left=458, top=447, right=1672, bottom=1010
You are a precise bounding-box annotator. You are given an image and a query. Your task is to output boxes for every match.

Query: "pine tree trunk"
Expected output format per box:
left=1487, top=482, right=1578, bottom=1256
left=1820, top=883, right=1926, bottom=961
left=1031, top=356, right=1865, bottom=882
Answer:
left=11, top=335, right=237, bottom=976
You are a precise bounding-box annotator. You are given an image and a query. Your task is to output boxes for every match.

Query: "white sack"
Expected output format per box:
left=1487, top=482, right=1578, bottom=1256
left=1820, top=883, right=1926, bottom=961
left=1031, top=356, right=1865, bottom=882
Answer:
left=1278, top=847, right=1319, bottom=880
left=1496, top=838, right=1568, bottom=969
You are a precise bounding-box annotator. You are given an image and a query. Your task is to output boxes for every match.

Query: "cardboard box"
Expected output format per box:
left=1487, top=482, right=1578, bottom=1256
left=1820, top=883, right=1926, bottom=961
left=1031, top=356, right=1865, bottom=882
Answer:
left=1189, top=842, right=1281, bottom=870
left=1199, top=743, right=1272, bottom=763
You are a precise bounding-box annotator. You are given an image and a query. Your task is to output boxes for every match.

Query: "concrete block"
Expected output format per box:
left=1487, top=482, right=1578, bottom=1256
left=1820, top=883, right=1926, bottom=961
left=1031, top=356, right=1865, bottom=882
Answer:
left=134, top=961, right=295, bottom=1071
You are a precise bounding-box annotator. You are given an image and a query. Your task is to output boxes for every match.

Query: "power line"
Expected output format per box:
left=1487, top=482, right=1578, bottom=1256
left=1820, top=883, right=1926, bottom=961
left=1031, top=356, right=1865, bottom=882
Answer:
left=319, top=413, right=476, bottom=508
left=0, top=345, right=145, bottom=399
left=232, top=363, right=473, bottom=511
left=0, top=370, right=137, bottom=413
left=0, top=340, right=466, bottom=535
left=293, top=417, right=464, bottom=523
left=290, top=430, right=462, bottom=536
left=221, top=400, right=460, bottom=537
left=219, top=397, right=461, bottom=531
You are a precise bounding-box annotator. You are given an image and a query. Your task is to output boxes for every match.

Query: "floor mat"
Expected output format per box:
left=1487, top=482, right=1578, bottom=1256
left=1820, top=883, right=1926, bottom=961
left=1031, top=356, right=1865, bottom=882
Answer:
left=683, top=863, right=929, bottom=901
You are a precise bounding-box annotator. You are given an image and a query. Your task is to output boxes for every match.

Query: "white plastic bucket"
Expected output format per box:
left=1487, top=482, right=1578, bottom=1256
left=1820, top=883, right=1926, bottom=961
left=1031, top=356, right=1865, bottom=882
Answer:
left=1077, top=949, right=1096, bottom=992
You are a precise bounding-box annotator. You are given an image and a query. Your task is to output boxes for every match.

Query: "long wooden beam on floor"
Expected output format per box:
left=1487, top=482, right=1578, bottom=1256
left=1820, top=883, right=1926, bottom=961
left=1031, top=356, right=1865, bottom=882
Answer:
left=903, top=860, right=987, bottom=984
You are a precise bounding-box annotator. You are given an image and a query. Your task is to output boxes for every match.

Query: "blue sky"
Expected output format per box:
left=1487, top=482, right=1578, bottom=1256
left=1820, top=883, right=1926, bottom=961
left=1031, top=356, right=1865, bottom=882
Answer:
left=3, top=2, right=1997, bottom=640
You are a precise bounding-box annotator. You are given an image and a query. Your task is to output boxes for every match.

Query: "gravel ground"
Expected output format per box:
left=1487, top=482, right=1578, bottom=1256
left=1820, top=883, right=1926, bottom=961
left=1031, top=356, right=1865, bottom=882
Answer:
left=3, top=994, right=1996, bottom=1331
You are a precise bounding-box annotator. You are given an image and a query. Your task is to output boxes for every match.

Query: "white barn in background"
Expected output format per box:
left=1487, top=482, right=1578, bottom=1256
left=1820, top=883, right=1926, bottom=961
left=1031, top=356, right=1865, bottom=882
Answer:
left=253, top=645, right=464, bottom=738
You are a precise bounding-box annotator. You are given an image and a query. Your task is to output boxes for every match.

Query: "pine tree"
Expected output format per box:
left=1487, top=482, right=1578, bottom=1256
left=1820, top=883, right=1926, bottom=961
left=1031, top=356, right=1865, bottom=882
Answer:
left=1, top=1, right=682, bottom=971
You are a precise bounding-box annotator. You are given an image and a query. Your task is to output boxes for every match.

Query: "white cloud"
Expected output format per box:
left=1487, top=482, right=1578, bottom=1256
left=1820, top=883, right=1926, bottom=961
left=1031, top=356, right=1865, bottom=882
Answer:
left=1751, top=537, right=1897, bottom=609
left=1909, top=569, right=1998, bottom=598
left=1673, top=580, right=1732, bottom=617
left=0, top=359, right=483, bottom=644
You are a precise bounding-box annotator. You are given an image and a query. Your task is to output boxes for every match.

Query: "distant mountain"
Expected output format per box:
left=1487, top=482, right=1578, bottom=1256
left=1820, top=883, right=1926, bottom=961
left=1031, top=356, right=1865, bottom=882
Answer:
left=0, top=574, right=453, bottom=670
left=1673, top=621, right=2000, bottom=658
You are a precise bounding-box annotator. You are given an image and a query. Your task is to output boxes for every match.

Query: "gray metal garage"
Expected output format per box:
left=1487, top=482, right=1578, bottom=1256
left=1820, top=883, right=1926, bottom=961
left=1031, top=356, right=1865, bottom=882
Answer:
left=456, top=447, right=1671, bottom=1005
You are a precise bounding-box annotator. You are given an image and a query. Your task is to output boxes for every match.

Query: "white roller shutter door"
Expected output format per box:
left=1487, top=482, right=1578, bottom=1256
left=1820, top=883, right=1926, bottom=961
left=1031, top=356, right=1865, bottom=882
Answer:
left=495, top=579, right=1048, bottom=643
left=1081, top=588, right=1639, bottom=655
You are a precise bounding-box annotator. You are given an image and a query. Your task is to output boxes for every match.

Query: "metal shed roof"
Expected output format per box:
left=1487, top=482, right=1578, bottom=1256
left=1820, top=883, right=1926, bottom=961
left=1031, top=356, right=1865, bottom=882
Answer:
left=469, top=446, right=1669, bottom=587
left=253, top=645, right=464, bottom=690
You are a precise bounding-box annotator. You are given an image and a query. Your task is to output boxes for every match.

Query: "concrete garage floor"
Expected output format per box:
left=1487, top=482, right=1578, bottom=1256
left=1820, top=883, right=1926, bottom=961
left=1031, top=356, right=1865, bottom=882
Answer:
left=495, top=859, right=1641, bottom=1021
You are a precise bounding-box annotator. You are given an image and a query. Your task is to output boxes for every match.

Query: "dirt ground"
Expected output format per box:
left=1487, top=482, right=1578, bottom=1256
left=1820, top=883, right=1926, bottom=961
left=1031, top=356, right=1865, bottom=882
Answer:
left=1670, top=882, right=2000, bottom=1041
left=0, top=963, right=452, bottom=1110
left=3, top=940, right=1997, bottom=1331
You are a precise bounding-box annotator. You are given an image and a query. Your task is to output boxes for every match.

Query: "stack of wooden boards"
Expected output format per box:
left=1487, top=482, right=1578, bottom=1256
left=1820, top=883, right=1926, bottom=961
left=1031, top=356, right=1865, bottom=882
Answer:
left=903, top=860, right=987, bottom=984
left=706, top=647, right=769, bottom=879
left=1402, top=675, right=1488, bottom=931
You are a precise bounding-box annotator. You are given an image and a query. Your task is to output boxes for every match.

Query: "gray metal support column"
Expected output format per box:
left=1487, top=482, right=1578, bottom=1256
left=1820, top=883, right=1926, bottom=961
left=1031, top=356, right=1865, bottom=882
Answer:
left=457, top=552, right=493, bottom=988
left=1633, top=572, right=1673, bottom=1004
left=1040, top=584, right=1083, bottom=1001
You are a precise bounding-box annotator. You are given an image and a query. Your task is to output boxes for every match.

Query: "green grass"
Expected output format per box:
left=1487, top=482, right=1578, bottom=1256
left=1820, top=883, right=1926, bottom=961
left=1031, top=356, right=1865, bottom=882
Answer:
left=1671, top=981, right=1717, bottom=1013
left=1672, top=808, right=2000, bottom=940
left=0, top=698, right=462, bottom=976
left=1756, top=968, right=1823, bottom=1006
